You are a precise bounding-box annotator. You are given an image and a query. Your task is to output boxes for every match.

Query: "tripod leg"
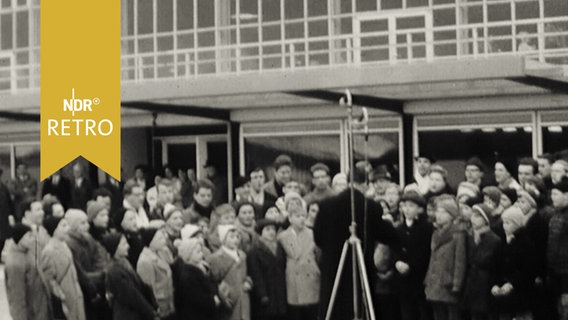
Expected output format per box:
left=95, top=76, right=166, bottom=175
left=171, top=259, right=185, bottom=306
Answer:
left=325, top=241, right=350, bottom=320
left=355, top=241, right=376, bottom=320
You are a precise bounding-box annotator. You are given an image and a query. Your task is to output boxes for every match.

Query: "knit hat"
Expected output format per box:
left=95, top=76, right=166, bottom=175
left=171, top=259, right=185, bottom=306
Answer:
left=181, top=224, right=202, bottom=239
left=284, top=191, right=303, bottom=210
left=332, top=173, right=347, bottom=186
left=464, top=196, right=482, bottom=208
left=234, top=176, right=250, bottom=189
left=457, top=182, right=480, bottom=200
left=472, top=204, right=492, bottom=224
left=482, top=186, right=502, bottom=206
left=400, top=190, right=426, bottom=208
left=43, top=216, right=63, bottom=237
left=176, top=238, right=202, bottom=261
left=163, top=203, right=180, bottom=221
left=87, top=202, right=106, bottom=222
left=501, top=206, right=525, bottom=230
left=465, top=156, right=485, bottom=172
left=501, top=188, right=518, bottom=204
left=517, top=189, right=537, bottom=208
left=429, top=165, right=448, bottom=180
left=436, top=196, right=459, bottom=218
left=372, top=165, right=391, bottom=181
left=217, top=224, right=237, bottom=243
left=255, top=219, right=278, bottom=235
left=101, top=233, right=123, bottom=257
left=11, top=223, right=31, bottom=244
left=553, top=177, right=568, bottom=193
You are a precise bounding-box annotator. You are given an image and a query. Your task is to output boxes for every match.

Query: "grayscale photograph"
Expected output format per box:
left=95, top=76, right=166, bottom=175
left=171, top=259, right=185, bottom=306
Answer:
left=1, top=0, right=568, bottom=320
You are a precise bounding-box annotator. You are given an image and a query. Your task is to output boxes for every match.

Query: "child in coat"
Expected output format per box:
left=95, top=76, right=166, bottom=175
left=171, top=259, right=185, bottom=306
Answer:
left=462, top=204, right=503, bottom=320
left=207, top=204, right=237, bottom=252
left=208, top=224, right=253, bottom=320
left=278, top=206, right=320, bottom=320
left=492, top=206, right=537, bottom=320
left=424, top=196, right=467, bottom=320
left=247, top=219, right=288, bottom=320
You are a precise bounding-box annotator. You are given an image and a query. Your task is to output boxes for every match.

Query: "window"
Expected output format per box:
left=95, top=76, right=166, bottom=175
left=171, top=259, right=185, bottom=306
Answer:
left=540, top=111, right=568, bottom=156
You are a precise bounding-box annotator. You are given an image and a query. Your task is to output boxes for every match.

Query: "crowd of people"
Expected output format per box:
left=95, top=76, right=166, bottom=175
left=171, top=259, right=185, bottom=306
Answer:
left=1, top=151, right=568, bottom=320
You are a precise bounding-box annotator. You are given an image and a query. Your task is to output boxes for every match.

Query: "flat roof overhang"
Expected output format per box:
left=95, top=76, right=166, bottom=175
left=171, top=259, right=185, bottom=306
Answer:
left=1, top=56, right=567, bottom=123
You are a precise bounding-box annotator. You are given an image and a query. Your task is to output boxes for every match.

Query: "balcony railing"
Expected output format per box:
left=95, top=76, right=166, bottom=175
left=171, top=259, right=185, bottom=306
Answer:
left=1, top=15, right=568, bottom=94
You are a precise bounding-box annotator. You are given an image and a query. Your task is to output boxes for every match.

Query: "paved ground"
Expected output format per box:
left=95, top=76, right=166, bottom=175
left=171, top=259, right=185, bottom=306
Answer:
left=0, top=264, right=12, bottom=320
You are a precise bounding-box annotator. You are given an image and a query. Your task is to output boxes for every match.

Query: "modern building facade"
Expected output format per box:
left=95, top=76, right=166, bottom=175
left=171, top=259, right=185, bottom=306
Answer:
left=1, top=0, right=568, bottom=192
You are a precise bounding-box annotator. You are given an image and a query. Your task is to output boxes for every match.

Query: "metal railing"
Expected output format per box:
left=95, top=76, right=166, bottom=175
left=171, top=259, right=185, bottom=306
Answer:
left=2, top=16, right=568, bottom=94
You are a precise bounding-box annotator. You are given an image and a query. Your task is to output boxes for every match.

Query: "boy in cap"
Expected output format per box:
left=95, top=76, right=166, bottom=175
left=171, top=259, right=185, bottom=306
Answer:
left=5, top=223, right=51, bottom=320
left=247, top=219, right=287, bottom=320
left=394, top=190, right=434, bottom=320
left=465, top=156, right=486, bottom=188
left=304, top=162, right=335, bottom=205
left=208, top=224, right=253, bottom=320
left=462, top=204, right=502, bottom=320
left=424, top=196, right=467, bottom=320
left=40, top=216, right=86, bottom=320
left=493, top=206, right=537, bottom=320
left=103, top=232, right=159, bottom=320
left=278, top=206, right=320, bottom=320
left=547, top=177, right=568, bottom=320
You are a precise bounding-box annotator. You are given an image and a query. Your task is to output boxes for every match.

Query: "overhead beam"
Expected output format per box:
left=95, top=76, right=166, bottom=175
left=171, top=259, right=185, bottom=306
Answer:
left=0, top=110, right=40, bottom=122
left=121, top=101, right=231, bottom=121
left=286, top=90, right=403, bottom=114
left=507, top=75, right=568, bottom=94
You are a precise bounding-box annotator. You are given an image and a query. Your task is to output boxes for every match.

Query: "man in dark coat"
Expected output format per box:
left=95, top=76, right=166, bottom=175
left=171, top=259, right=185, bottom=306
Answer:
left=41, top=170, right=71, bottom=209
left=0, top=168, right=14, bottom=254
left=314, top=161, right=400, bottom=320
left=69, top=163, right=94, bottom=211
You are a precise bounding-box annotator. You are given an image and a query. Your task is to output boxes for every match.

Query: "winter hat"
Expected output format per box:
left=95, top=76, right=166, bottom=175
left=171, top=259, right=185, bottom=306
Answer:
left=87, top=202, right=106, bottom=222
left=217, top=224, right=237, bottom=243
left=255, top=219, right=278, bottom=235
left=11, top=223, right=31, bottom=244
left=501, top=188, right=518, bottom=204
left=234, top=176, right=250, bottom=189
left=140, top=228, right=159, bottom=247
left=332, top=173, right=347, bottom=186
left=372, top=165, right=391, bottom=181
left=464, top=196, right=482, bottom=208
left=501, top=206, right=525, bottom=230
left=101, top=233, right=123, bottom=256
left=181, top=224, right=202, bottom=239
left=517, top=189, right=537, bottom=208
left=457, top=182, right=480, bottom=200
left=43, top=216, right=63, bottom=237
left=400, top=190, right=426, bottom=208
left=310, top=163, right=330, bottom=175
left=176, top=238, right=202, bottom=261
left=163, top=203, right=180, bottom=221
left=436, top=196, right=459, bottom=218
left=284, top=191, right=304, bottom=210
left=465, top=156, right=485, bottom=172
left=472, top=204, right=492, bottom=224
left=429, top=165, right=448, bottom=180
left=482, top=186, right=502, bottom=206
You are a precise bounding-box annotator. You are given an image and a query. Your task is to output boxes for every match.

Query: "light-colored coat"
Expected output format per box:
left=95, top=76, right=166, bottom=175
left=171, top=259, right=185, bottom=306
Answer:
left=5, top=244, right=51, bottom=320
left=208, top=248, right=251, bottom=320
left=278, top=227, right=320, bottom=305
left=39, top=238, right=85, bottom=320
left=136, top=247, right=175, bottom=318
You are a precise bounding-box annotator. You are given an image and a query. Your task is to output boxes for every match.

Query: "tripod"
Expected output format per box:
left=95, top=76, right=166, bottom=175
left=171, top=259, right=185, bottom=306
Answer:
left=324, top=90, right=376, bottom=320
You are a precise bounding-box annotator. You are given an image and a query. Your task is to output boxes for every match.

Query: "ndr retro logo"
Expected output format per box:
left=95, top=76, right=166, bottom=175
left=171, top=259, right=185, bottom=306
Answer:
left=47, top=88, right=113, bottom=137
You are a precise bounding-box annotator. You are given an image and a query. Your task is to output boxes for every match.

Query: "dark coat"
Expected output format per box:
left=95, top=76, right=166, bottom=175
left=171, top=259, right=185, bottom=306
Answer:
left=124, top=230, right=145, bottom=269
left=524, top=212, right=548, bottom=278
left=70, top=178, right=93, bottom=211
left=101, top=179, right=123, bottom=216
left=394, top=216, right=433, bottom=298
left=263, top=179, right=284, bottom=199
left=547, top=206, right=568, bottom=275
left=41, top=175, right=71, bottom=209
left=173, top=260, right=218, bottom=320
left=495, top=229, right=537, bottom=313
left=424, top=223, right=467, bottom=304
left=105, top=258, right=158, bottom=320
left=462, top=230, right=502, bottom=313
left=247, top=240, right=287, bottom=317
left=0, top=181, right=14, bottom=240
left=314, top=188, right=400, bottom=320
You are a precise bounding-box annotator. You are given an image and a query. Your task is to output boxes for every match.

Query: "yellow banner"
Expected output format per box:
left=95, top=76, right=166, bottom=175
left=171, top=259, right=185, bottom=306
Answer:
left=40, top=0, right=121, bottom=181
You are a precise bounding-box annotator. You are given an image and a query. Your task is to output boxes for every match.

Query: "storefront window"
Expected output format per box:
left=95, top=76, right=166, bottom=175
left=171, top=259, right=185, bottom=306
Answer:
left=542, top=125, right=568, bottom=156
